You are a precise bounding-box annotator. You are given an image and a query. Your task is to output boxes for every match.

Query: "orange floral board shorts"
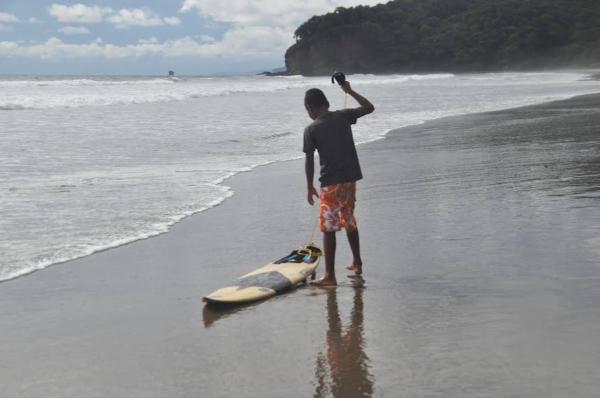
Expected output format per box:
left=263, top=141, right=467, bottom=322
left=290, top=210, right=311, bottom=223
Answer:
left=319, top=182, right=358, bottom=233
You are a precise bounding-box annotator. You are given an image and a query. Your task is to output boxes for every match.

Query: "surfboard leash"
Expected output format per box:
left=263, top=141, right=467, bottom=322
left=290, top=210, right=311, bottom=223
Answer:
left=307, top=208, right=320, bottom=246
left=331, top=71, right=349, bottom=108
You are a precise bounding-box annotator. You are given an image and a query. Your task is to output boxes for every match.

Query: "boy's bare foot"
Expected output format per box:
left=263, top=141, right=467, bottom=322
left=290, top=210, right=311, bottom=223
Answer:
left=311, top=277, right=337, bottom=287
left=346, top=261, right=363, bottom=275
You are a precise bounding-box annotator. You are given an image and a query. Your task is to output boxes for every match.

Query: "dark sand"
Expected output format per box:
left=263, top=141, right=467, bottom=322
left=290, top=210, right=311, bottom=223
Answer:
left=2, top=95, right=600, bottom=397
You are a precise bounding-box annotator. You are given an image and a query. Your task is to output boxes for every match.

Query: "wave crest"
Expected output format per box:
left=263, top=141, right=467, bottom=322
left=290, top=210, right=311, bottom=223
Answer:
left=0, top=74, right=457, bottom=110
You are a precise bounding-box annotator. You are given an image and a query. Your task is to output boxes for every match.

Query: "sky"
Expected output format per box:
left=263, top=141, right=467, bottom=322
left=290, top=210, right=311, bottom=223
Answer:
left=0, top=0, right=383, bottom=75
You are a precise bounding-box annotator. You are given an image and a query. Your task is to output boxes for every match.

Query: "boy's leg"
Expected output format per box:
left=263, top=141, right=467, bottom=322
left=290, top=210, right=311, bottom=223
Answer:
left=312, top=184, right=340, bottom=286
left=340, top=182, right=362, bottom=275
left=346, top=229, right=363, bottom=275
left=313, top=231, right=337, bottom=286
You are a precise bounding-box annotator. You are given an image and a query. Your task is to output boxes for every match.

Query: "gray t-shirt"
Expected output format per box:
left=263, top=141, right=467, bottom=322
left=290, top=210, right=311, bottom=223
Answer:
left=303, top=109, right=363, bottom=187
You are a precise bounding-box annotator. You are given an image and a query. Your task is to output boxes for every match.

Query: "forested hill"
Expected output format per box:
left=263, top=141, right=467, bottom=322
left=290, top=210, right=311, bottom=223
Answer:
left=285, top=0, right=600, bottom=75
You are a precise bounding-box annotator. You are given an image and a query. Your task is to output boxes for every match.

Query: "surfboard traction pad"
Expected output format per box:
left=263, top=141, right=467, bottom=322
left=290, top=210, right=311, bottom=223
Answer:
left=203, top=245, right=322, bottom=304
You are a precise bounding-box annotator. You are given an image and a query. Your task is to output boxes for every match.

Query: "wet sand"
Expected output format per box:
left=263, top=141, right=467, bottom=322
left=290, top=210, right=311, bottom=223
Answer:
left=1, top=95, right=600, bottom=397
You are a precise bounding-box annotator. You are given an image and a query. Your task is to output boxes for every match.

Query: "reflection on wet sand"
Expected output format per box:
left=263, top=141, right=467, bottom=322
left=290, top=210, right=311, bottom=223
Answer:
left=202, top=288, right=303, bottom=328
left=202, top=300, right=261, bottom=328
left=314, top=280, right=374, bottom=398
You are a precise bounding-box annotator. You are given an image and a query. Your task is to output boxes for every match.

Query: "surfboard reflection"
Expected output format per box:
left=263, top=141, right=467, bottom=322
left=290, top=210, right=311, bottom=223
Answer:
left=313, top=280, right=374, bottom=397
left=202, top=287, right=300, bottom=328
left=202, top=299, right=263, bottom=328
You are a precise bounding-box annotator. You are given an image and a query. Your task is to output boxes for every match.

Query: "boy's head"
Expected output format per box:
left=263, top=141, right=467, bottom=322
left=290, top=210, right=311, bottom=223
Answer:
left=304, top=88, right=330, bottom=120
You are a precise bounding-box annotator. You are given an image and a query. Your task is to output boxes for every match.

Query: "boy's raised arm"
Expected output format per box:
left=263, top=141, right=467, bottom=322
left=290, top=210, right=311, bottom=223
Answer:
left=341, top=81, right=375, bottom=118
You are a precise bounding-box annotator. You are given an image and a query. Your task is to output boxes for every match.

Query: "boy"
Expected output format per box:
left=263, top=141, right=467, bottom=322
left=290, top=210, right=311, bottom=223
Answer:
left=303, top=81, right=375, bottom=286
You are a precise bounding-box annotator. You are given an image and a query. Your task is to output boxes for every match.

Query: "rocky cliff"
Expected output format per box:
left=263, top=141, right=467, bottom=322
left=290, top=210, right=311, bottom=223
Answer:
left=285, top=0, right=600, bottom=75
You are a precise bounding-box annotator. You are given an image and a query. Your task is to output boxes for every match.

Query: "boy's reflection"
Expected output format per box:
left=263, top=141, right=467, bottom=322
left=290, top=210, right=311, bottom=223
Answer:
left=314, top=281, right=374, bottom=397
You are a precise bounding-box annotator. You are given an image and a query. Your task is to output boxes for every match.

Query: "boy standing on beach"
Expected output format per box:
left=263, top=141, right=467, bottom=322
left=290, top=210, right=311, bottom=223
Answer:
left=303, top=82, right=375, bottom=286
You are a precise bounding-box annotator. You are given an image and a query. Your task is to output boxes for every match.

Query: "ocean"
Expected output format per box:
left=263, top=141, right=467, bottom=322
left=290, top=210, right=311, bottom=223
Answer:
left=1, top=71, right=599, bottom=282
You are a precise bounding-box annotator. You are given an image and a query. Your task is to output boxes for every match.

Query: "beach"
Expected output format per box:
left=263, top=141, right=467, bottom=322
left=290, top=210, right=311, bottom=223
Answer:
left=1, top=92, right=600, bottom=397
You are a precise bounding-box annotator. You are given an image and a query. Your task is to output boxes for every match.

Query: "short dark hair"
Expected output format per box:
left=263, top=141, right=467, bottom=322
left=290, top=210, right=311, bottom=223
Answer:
left=305, top=88, right=330, bottom=109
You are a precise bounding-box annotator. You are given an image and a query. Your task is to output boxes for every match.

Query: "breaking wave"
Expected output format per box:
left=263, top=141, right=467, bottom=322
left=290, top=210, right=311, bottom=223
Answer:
left=0, top=73, right=456, bottom=110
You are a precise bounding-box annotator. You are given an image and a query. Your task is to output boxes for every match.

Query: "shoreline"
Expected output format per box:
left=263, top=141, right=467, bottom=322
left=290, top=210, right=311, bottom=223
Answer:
left=3, top=89, right=600, bottom=284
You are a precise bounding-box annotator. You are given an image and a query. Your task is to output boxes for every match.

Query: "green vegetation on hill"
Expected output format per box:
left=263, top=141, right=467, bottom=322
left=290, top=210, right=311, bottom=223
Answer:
left=285, top=0, right=600, bottom=75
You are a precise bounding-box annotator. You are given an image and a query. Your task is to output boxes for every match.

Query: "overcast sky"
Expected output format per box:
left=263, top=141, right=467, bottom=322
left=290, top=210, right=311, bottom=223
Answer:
left=0, top=0, right=382, bottom=75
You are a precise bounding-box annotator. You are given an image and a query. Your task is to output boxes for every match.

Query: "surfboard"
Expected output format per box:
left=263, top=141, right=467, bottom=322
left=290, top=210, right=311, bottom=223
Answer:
left=203, top=244, right=322, bottom=304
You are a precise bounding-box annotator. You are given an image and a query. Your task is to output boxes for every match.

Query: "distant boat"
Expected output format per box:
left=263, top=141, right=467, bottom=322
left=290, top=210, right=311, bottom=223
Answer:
left=167, top=70, right=181, bottom=81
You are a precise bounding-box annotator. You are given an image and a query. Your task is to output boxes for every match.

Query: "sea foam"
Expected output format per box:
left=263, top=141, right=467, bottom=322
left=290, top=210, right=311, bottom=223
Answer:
left=0, top=74, right=455, bottom=110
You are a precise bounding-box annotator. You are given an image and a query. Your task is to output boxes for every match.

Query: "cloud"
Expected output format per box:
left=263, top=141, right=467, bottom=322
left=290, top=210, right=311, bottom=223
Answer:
left=179, top=0, right=383, bottom=27
left=0, top=37, right=136, bottom=59
left=29, top=17, right=40, bottom=24
left=0, top=32, right=292, bottom=60
left=206, top=26, right=292, bottom=56
left=59, top=26, right=90, bottom=35
left=0, top=12, right=19, bottom=23
left=178, top=0, right=384, bottom=58
left=138, top=37, right=159, bottom=44
left=200, top=34, right=215, bottom=43
left=47, top=4, right=182, bottom=29
left=108, top=8, right=165, bottom=28
left=164, top=16, right=181, bottom=26
left=48, top=3, right=112, bottom=23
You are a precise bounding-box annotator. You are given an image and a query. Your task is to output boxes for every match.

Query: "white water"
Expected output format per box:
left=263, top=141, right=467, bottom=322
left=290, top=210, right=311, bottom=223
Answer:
left=0, top=74, right=454, bottom=110
left=1, top=71, right=599, bottom=281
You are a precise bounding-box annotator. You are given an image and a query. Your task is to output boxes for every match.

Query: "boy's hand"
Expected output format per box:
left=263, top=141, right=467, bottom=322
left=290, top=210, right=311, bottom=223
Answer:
left=340, top=81, right=353, bottom=94
left=307, top=185, right=319, bottom=205
left=341, top=81, right=375, bottom=116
